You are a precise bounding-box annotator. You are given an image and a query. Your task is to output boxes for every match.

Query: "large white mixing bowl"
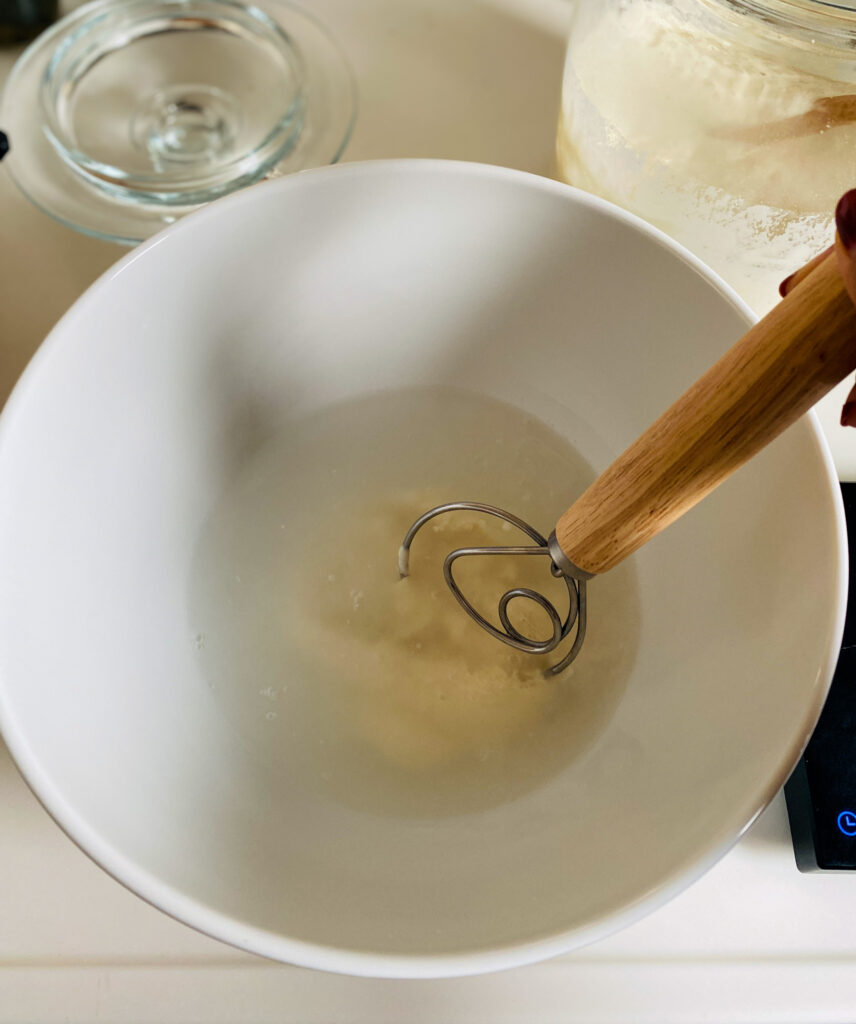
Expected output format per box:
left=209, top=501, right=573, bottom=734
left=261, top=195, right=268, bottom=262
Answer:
left=0, top=161, right=845, bottom=976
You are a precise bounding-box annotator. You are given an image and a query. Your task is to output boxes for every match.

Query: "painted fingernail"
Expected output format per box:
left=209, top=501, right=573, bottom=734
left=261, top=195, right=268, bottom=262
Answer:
left=778, top=272, right=795, bottom=297
left=841, top=401, right=856, bottom=427
left=836, top=190, right=856, bottom=252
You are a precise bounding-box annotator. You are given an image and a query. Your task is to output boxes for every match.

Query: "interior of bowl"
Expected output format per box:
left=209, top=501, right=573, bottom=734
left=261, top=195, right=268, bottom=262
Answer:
left=0, top=161, right=844, bottom=976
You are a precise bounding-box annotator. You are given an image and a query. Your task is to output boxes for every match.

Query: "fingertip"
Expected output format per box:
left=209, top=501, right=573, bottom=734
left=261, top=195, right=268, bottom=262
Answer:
left=778, top=245, right=833, bottom=297
left=835, top=190, right=856, bottom=253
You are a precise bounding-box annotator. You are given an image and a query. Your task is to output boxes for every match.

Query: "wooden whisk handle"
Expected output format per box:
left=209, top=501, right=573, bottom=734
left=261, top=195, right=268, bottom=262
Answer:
left=553, top=250, right=856, bottom=577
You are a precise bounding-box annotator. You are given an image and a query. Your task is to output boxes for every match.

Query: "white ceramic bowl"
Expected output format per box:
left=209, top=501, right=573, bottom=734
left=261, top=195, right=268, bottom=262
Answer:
left=0, top=161, right=845, bottom=977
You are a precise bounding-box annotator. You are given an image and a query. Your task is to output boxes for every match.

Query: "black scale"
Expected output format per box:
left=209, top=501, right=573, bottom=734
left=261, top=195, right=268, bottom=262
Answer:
left=786, top=481, right=856, bottom=870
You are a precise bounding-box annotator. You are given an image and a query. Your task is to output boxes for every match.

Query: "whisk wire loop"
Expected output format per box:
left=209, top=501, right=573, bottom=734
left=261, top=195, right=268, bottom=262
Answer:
left=399, top=502, right=586, bottom=675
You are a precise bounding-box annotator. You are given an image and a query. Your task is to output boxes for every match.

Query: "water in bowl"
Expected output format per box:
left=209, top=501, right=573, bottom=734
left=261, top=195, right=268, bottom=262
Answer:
left=190, top=388, right=639, bottom=817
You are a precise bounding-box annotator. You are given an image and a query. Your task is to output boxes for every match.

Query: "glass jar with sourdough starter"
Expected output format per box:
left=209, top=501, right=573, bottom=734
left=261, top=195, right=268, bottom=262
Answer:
left=557, top=0, right=856, bottom=314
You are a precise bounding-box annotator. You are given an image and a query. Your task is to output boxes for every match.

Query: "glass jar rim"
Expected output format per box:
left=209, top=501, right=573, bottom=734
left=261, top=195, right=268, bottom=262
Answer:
left=698, top=0, right=856, bottom=53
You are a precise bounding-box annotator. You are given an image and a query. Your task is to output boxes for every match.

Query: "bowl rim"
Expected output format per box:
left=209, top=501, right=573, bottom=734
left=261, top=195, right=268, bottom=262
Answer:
left=0, top=158, right=847, bottom=978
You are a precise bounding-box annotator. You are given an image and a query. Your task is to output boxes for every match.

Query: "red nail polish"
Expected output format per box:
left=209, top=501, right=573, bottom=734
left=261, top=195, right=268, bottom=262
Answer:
left=836, top=190, right=856, bottom=252
left=841, top=401, right=856, bottom=427
left=778, top=272, right=794, bottom=298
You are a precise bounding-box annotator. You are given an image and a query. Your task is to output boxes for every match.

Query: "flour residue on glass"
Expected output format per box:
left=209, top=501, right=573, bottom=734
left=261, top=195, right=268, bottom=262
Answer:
left=557, top=1, right=847, bottom=313
left=190, top=388, right=639, bottom=817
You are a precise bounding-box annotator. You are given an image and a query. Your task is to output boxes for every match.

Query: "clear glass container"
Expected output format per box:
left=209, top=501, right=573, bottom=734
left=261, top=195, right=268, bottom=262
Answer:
left=0, top=0, right=356, bottom=243
left=557, top=0, right=856, bottom=313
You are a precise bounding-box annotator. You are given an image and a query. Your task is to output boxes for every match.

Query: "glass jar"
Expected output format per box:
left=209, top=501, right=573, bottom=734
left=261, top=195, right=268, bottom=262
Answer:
left=557, top=0, right=856, bottom=314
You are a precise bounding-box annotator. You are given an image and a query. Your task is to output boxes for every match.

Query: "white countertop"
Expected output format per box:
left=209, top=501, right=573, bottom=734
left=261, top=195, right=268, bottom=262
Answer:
left=3, top=1, right=856, bottom=1020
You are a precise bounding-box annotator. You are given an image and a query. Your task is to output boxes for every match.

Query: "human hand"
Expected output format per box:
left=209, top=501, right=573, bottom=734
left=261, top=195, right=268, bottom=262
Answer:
left=780, top=190, right=856, bottom=426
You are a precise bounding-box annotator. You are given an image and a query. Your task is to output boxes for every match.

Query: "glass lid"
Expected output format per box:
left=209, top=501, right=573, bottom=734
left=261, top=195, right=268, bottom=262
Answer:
left=0, top=0, right=357, bottom=244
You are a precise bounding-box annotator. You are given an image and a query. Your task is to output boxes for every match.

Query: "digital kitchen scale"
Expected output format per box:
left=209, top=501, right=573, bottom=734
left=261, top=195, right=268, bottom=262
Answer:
left=786, top=481, right=856, bottom=871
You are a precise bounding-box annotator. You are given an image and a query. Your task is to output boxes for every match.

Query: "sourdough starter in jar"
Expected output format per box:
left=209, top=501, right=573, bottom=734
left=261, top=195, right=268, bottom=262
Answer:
left=558, top=0, right=856, bottom=314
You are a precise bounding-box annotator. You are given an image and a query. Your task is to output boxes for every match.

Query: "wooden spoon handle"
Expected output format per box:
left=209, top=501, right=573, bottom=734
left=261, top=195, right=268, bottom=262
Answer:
left=553, top=250, right=856, bottom=577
